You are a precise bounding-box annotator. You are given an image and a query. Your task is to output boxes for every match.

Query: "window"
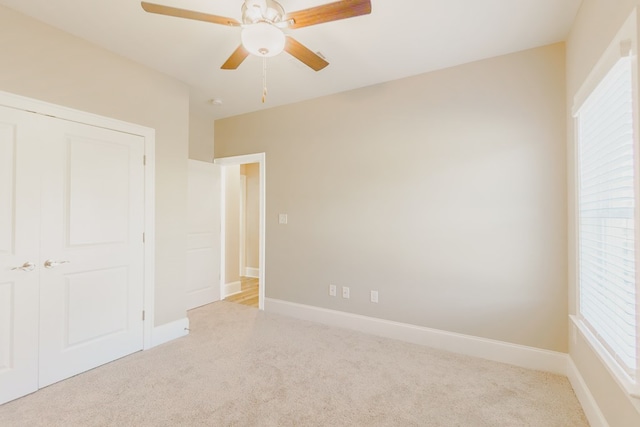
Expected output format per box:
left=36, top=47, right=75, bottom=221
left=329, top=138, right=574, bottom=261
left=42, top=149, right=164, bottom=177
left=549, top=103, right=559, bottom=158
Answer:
left=573, top=15, right=640, bottom=396
left=577, top=55, right=637, bottom=372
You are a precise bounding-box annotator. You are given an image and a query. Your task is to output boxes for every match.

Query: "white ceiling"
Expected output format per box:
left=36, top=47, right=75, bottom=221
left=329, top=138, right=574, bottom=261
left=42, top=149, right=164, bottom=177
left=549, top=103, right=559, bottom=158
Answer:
left=0, top=0, right=582, bottom=119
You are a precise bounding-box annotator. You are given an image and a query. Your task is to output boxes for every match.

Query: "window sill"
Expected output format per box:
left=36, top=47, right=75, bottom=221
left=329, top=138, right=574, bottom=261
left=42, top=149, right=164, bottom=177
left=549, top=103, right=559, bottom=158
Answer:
left=570, top=315, right=640, bottom=400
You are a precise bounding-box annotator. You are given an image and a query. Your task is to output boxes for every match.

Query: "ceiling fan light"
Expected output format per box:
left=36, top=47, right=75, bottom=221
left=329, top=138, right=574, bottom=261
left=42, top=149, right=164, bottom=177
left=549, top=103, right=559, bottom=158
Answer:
left=241, top=22, right=285, bottom=57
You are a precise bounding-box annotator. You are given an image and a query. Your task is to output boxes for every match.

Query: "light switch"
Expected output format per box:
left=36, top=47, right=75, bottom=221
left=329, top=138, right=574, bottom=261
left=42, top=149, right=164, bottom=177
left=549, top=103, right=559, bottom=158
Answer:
left=370, top=290, right=379, bottom=303
left=278, top=213, right=288, bottom=225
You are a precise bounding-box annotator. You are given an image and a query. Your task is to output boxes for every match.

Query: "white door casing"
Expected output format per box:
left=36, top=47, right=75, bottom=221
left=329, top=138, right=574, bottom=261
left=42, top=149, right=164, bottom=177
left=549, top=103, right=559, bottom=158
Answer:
left=186, top=160, right=221, bottom=310
left=214, top=153, right=266, bottom=310
left=239, top=174, right=247, bottom=278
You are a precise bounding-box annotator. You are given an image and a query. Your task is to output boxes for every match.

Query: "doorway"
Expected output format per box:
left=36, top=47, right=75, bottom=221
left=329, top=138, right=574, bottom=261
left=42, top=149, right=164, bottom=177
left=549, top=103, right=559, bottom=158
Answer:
left=214, top=153, right=266, bottom=310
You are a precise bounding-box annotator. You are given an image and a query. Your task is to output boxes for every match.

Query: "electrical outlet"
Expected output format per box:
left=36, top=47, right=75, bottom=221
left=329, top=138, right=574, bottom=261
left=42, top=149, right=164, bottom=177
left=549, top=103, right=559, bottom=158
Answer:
left=329, top=284, right=337, bottom=297
left=370, top=290, right=378, bottom=303
left=342, top=286, right=350, bottom=299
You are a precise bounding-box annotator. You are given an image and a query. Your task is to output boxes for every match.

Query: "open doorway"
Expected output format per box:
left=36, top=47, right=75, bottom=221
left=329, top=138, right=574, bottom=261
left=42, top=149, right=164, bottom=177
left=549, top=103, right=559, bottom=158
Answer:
left=214, top=153, right=266, bottom=310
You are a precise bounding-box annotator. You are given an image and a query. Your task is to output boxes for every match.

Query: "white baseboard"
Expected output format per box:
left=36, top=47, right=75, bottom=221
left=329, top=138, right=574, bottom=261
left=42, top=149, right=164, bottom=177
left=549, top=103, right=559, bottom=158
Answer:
left=264, top=298, right=568, bottom=375
left=222, top=281, right=242, bottom=298
left=244, top=267, right=259, bottom=278
left=151, top=317, right=189, bottom=348
left=566, top=358, right=609, bottom=427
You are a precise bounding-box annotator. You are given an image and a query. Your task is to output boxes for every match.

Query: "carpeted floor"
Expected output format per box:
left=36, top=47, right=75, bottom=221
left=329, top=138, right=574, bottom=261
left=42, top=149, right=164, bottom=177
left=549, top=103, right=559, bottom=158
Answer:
left=0, top=301, right=588, bottom=426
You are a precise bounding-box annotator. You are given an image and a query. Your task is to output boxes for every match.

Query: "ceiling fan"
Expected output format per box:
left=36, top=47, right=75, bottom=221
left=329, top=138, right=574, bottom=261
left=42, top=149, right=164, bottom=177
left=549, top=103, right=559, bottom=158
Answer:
left=141, top=0, right=372, bottom=72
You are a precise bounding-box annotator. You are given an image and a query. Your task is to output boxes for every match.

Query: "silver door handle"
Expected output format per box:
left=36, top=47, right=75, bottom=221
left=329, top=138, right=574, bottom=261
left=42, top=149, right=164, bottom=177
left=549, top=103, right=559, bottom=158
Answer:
left=11, top=261, right=36, bottom=272
left=44, top=259, right=70, bottom=269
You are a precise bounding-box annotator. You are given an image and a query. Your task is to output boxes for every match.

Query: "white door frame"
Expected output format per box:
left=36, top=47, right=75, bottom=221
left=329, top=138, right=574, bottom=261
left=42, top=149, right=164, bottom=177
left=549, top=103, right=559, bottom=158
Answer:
left=214, top=153, right=266, bottom=310
left=239, top=174, right=247, bottom=277
left=0, top=90, right=156, bottom=350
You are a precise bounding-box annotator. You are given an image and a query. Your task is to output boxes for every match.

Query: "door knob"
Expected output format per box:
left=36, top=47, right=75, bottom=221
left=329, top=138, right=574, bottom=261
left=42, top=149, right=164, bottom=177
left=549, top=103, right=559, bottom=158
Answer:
left=11, top=261, right=36, bottom=272
left=44, top=259, right=70, bottom=269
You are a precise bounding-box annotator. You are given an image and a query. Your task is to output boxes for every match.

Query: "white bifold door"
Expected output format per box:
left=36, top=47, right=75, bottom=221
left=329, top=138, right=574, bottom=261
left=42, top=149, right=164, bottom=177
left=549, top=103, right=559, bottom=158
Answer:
left=0, top=105, right=145, bottom=404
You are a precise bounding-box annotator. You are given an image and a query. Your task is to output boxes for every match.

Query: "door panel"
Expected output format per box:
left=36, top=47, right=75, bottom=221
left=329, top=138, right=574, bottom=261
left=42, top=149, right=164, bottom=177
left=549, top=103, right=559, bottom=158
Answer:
left=67, top=136, right=131, bottom=246
left=0, top=107, right=40, bottom=404
left=0, top=123, right=15, bottom=254
left=0, top=281, right=15, bottom=371
left=186, top=160, right=221, bottom=309
left=38, top=118, right=145, bottom=388
left=0, top=122, right=16, bottom=371
left=65, top=267, right=129, bottom=347
left=0, top=278, right=38, bottom=405
left=187, top=234, right=217, bottom=294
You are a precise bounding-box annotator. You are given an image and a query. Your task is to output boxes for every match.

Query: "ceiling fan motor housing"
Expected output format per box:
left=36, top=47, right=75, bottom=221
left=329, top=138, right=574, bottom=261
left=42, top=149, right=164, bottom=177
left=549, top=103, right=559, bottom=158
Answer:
left=242, top=0, right=285, bottom=24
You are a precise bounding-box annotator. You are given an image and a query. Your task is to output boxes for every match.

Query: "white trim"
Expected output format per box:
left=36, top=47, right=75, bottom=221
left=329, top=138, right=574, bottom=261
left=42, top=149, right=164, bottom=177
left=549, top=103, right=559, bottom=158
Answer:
left=570, top=7, right=640, bottom=400
left=264, top=298, right=567, bottom=375
left=151, top=317, right=189, bottom=348
left=0, top=89, right=156, bottom=351
left=0, top=90, right=150, bottom=135
left=215, top=153, right=266, bottom=310
left=258, top=156, right=265, bottom=310
left=218, top=168, right=227, bottom=302
left=142, top=129, right=155, bottom=351
left=245, top=267, right=260, bottom=278
left=566, top=357, right=610, bottom=427
left=239, top=175, right=247, bottom=278
left=572, top=10, right=638, bottom=115
left=223, top=281, right=242, bottom=298
left=571, top=316, right=640, bottom=398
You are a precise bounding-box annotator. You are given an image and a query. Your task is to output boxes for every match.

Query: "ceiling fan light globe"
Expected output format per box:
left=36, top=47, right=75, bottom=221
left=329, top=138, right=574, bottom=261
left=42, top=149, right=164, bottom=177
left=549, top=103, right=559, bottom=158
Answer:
left=241, top=22, right=285, bottom=57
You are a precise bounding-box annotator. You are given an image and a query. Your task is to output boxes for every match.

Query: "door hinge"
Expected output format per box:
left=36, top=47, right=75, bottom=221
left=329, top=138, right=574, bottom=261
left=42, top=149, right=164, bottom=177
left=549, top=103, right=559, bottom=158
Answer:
left=142, top=310, right=145, bottom=321
left=142, top=232, right=145, bottom=243
left=143, top=155, right=146, bottom=166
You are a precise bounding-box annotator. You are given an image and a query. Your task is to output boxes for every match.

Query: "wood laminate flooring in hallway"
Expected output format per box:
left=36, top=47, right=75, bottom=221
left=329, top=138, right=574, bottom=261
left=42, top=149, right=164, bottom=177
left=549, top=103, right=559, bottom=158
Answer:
left=224, top=277, right=259, bottom=308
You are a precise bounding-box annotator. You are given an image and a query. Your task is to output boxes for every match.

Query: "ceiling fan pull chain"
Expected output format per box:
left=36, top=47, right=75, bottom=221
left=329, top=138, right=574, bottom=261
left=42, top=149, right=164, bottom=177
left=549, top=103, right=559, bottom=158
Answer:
left=262, top=57, right=268, bottom=103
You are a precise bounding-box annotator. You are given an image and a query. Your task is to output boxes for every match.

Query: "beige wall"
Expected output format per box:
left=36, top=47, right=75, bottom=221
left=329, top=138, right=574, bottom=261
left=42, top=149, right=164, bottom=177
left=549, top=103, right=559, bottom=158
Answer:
left=243, top=163, right=260, bottom=270
left=0, top=5, right=189, bottom=326
left=566, top=0, right=640, bottom=424
left=224, top=165, right=241, bottom=285
left=189, top=113, right=215, bottom=162
left=216, top=43, right=568, bottom=352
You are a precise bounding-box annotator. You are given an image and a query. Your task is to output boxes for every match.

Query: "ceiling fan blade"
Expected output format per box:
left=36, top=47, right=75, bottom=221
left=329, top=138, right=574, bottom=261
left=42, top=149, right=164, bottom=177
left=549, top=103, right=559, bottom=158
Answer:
left=221, top=45, right=250, bottom=70
left=141, top=2, right=241, bottom=26
left=284, top=0, right=371, bottom=29
left=284, top=37, right=329, bottom=71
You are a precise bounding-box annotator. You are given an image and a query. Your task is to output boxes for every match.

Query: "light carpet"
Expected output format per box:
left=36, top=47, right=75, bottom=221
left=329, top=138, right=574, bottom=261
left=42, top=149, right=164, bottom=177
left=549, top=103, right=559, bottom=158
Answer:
left=0, top=301, right=588, bottom=426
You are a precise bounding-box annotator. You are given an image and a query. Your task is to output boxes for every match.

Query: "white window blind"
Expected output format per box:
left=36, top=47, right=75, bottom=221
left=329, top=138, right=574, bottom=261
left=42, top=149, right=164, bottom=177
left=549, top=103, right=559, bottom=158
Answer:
left=577, top=56, right=638, bottom=378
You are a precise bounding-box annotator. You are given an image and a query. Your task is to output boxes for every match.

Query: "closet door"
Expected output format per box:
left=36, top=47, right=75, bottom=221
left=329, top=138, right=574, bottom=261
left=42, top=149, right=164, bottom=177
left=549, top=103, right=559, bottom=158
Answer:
left=0, top=107, right=40, bottom=404
left=0, top=102, right=147, bottom=403
left=37, top=117, right=145, bottom=387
